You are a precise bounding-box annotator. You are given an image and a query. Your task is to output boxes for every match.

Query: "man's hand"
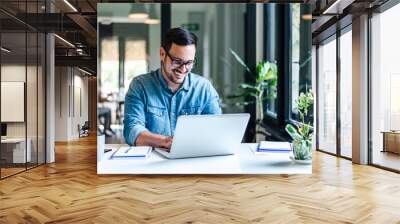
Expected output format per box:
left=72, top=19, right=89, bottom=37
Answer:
left=158, top=136, right=173, bottom=151
left=135, top=131, right=173, bottom=151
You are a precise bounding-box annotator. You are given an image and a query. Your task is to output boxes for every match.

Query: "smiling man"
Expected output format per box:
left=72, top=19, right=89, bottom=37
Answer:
left=123, top=27, right=222, bottom=150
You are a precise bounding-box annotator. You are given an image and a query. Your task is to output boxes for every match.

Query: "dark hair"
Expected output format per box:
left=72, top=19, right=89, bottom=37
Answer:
left=162, top=27, right=197, bottom=52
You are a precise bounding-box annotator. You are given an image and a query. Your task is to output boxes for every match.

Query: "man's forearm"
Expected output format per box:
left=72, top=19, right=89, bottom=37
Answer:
left=135, top=131, right=172, bottom=149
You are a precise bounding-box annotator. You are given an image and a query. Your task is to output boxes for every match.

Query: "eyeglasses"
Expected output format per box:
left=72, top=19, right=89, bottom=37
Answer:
left=165, top=50, right=196, bottom=69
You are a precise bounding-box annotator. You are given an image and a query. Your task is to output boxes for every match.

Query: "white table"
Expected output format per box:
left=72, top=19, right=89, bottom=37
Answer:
left=1, top=138, right=31, bottom=163
left=98, top=144, right=312, bottom=174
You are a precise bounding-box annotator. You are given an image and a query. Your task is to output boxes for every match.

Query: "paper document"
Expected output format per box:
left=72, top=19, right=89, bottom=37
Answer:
left=111, top=146, right=152, bottom=158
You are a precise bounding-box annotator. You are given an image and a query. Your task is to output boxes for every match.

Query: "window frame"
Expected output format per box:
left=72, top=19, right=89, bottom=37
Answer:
left=314, top=21, right=353, bottom=160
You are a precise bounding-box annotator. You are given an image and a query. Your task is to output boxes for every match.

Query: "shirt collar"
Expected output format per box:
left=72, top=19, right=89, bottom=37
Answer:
left=157, top=68, right=190, bottom=92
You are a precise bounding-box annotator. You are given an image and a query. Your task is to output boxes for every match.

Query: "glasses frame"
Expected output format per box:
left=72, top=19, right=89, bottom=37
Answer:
left=164, top=50, right=196, bottom=70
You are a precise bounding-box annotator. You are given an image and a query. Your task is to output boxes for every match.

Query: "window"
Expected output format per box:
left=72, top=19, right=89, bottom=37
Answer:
left=264, top=4, right=278, bottom=117
left=290, top=4, right=300, bottom=119
left=124, top=39, right=148, bottom=93
left=371, top=3, right=400, bottom=171
left=317, top=36, right=337, bottom=155
left=0, top=1, right=46, bottom=179
left=290, top=4, right=312, bottom=122
left=339, top=28, right=352, bottom=158
left=171, top=3, right=246, bottom=113
left=100, top=38, right=119, bottom=95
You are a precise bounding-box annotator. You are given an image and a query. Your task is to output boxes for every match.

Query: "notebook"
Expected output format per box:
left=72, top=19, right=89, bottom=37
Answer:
left=254, top=141, right=292, bottom=155
left=110, top=146, right=152, bottom=159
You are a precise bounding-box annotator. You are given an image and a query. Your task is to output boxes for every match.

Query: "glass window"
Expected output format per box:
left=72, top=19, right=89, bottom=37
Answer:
left=171, top=3, right=246, bottom=113
left=98, top=3, right=161, bottom=143
left=318, top=37, right=337, bottom=155
left=1, top=6, right=28, bottom=177
left=290, top=4, right=312, bottom=122
left=264, top=4, right=278, bottom=117
left=339, top=29, right=352, bottom=158
left=38, top=32, right=46, bottom=165
left=27, top=30, right=38, bottom=169
left=371, top=4, right=400, bottom=171
left=124, top=39, right=147, bottom=93
left=100, top=38, right=119, bottom=95
left=291, top=4, right=300, bottom=118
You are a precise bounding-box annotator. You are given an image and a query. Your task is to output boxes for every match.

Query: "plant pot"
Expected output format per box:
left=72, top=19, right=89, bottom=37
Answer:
left=289, top=155, right=312, bottom=164
left=292, top=139, right=312, bottom=161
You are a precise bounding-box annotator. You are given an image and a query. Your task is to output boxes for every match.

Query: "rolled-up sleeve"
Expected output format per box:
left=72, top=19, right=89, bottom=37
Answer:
left=202, top=81, right=222, bottom=115
left=123, top=78, right=148, bottom=145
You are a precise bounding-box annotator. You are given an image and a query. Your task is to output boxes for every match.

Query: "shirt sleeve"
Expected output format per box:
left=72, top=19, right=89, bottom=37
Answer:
left=123, top=78, right=149, bottom=146
left=202, top=81, right=222, bottom=115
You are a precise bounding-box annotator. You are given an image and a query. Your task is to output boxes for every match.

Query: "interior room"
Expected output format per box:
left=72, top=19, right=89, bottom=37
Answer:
left=0, top=0, right=400, bottom=223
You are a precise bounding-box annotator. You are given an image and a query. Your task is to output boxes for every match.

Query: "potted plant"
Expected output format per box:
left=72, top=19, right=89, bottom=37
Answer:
left=285, top=89, right=314, bottom=162
left=228, top=49, right=277, bottom=126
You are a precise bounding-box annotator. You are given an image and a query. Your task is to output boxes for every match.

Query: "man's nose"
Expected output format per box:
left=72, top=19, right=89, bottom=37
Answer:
left=176, top=64, right=188, bottom=73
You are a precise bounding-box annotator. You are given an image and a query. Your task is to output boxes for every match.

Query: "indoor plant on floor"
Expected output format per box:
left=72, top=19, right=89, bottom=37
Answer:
left=228, top=48, right=277, bottom=137
left=285, top=89, right=314, bottom=162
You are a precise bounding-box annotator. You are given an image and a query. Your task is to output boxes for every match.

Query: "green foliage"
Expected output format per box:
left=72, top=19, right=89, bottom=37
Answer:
left=228, top=48, right=278, bottom=122
left=285, top=89, right=314, bottom=160
left=296, top=90, right=314, bottom=123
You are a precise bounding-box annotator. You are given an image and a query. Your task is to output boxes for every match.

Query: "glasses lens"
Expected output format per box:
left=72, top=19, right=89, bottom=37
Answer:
left=166, top=51, right=195, bottom=69
left=172, top=60, right=194, bottom=69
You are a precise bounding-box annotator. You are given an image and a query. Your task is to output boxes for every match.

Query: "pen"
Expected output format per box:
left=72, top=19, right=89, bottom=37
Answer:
left=125, top=147, right=132, bottom=153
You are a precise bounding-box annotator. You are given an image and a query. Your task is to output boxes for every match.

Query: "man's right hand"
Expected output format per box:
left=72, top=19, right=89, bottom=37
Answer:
left=135, top=131, right=173, bottom=151
left=159, top=136, right=173, bottom=151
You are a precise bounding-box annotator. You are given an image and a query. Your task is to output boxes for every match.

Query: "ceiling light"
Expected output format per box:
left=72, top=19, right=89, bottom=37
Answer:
left=145, top=5, right=160, bottom=25
left=1, top=47, right=11, bottom=53
left=145, top=19, right=160, bottom=24
left=128, top=4, right=149, bottom=19
left=54, top=34, right=75, bottom=48
left=63, top=0, right=78, bottom=12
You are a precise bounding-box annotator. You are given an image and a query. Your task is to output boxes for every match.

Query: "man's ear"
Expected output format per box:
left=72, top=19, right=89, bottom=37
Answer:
left=160, top=47, right=165, bottom=59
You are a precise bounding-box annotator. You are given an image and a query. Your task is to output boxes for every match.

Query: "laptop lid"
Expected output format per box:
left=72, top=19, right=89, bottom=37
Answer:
left=156, top=113, right=250, bottom=159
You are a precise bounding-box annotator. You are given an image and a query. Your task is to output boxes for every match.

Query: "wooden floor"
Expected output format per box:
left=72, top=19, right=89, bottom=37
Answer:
left=1, top=136, right=400, bottom=223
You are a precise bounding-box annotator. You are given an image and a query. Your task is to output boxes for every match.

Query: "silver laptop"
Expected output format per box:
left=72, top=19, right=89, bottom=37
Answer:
left=155, top=113, right=250, bottom=159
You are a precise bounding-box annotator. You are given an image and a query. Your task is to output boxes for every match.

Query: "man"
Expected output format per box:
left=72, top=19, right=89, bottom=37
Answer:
left=123, top=27, right=222, bottom=150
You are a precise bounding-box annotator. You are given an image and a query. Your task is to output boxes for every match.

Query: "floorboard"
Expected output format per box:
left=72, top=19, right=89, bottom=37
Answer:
left=1, top=135, right=400, bottom=223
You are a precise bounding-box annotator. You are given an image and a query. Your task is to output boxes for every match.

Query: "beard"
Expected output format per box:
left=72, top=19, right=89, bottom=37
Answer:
left=161, top=61, right=186, bottom=84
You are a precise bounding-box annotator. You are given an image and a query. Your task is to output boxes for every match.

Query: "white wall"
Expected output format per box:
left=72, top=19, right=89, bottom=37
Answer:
left=55, top=67, right=89, bottom=141
left=1, top=63, right=46, bottom=163
left=1, top=65, right=29, bottom=138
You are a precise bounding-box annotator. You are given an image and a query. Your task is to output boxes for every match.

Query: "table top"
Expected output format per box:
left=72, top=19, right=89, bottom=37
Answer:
left=1, top=137, right=29, bottom=143
left=98, top=143, right=312, bottom=175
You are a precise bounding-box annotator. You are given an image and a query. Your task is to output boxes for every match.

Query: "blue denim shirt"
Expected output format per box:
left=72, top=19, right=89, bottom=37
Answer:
left=123, top=69, right=222, bottom=145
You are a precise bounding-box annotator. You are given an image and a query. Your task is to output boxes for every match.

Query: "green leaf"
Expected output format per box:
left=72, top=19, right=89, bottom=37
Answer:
left=229, top=48, right=252, bottom=75
left=257, top=61, right=270, bottom=82
left=285, top=124, right=302, bottom=141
